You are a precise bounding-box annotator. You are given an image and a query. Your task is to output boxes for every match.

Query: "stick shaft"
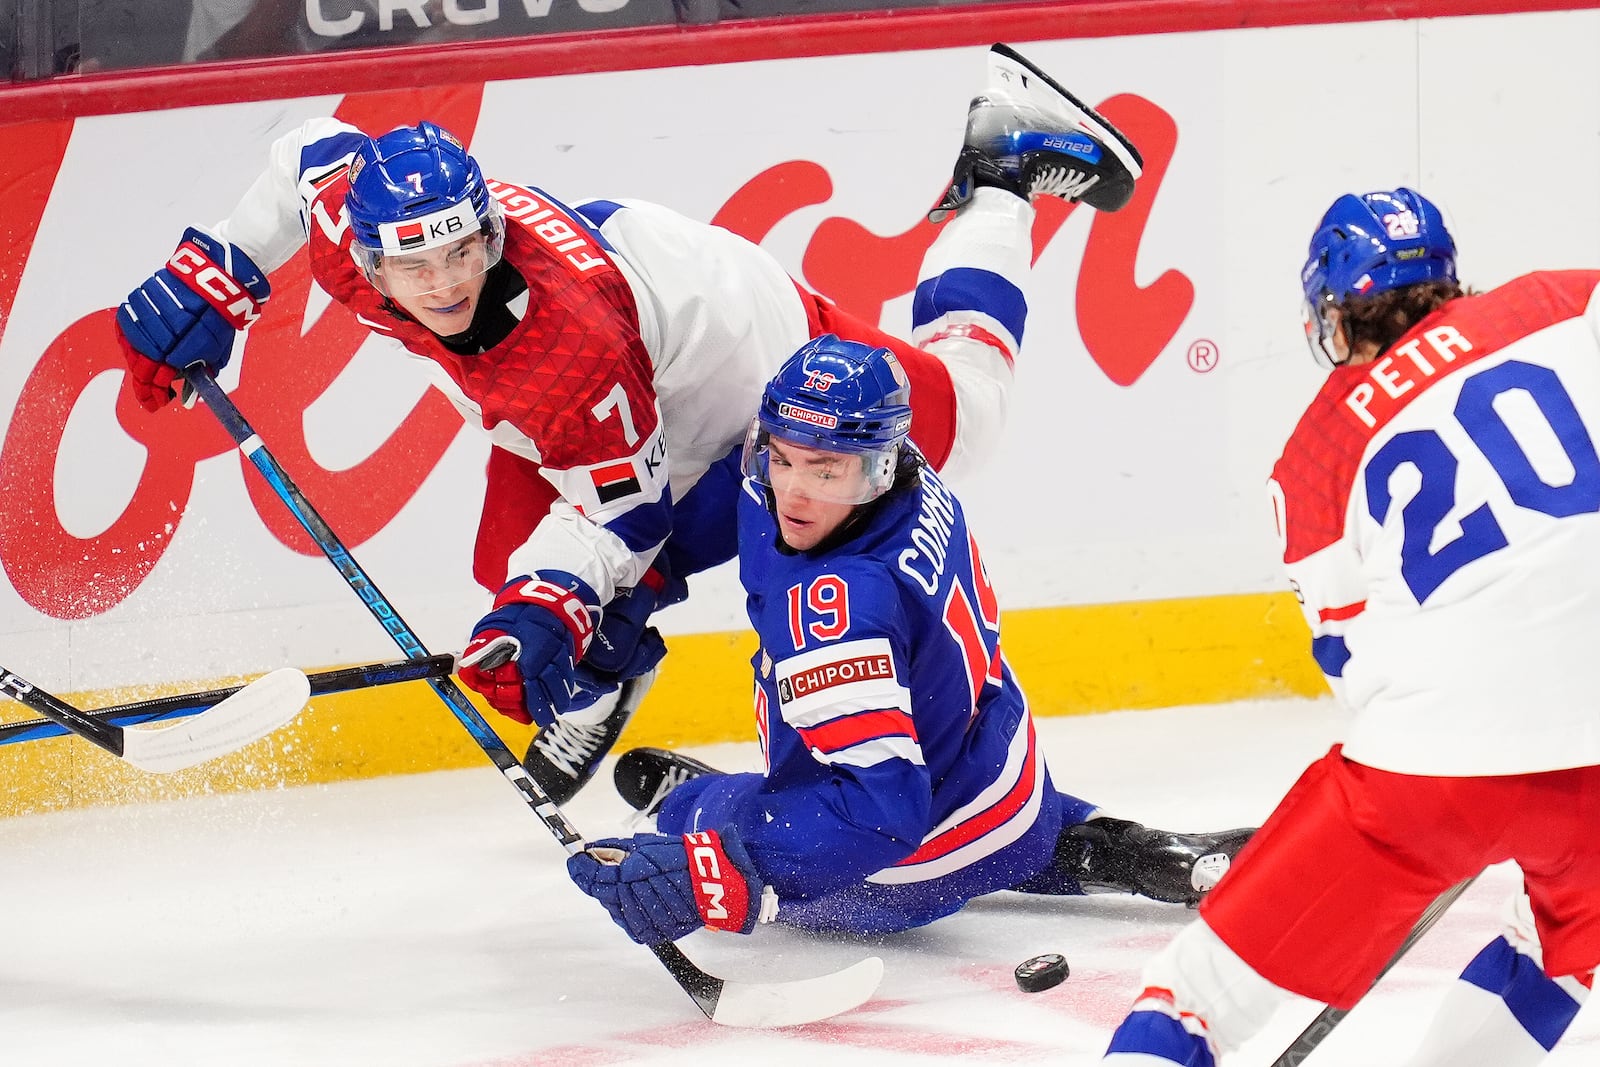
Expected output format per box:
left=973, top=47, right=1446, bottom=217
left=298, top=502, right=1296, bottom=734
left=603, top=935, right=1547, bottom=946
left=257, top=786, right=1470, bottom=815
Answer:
left=1269, top=875, right=1478, bottom=1066
left=0, top=666, right=125, bottom=757
left=0, top=655, right=457, bottom=747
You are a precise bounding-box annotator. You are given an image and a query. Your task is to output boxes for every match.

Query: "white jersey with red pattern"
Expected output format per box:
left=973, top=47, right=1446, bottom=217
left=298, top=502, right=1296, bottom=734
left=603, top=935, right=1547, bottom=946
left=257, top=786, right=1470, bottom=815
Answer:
left=1269, top=270, right=1600, bottom=776
left=209, top=117, right=1030, bottom=606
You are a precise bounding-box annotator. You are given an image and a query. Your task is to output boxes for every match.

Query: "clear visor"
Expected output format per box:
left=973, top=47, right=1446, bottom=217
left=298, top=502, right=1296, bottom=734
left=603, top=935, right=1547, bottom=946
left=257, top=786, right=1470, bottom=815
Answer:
left=740, top=419, right=897, bottom=506
left=352, top=215, right=506, bottom=299
left=1302, top=292, right=1345, bottom=369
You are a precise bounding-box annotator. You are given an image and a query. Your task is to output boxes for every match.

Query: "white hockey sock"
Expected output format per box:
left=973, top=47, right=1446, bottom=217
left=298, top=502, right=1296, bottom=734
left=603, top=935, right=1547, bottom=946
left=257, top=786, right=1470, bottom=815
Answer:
left=1404, top=936, right=1587, bottom=1066
left=1406, top=888, right=1589, bottom=1066
left=910, top=186, right=1034, bottom=479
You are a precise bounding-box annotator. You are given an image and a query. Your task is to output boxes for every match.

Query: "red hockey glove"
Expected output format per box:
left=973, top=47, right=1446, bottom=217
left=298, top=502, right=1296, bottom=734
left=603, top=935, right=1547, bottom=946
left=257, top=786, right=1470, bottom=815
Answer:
left=458, top=571, right=598, bottom=726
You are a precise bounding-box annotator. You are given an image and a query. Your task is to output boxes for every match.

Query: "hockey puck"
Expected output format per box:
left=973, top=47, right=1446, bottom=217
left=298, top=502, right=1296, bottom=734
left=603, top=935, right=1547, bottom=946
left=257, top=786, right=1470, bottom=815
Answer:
left=1014, top=952, right=1069, bottom=992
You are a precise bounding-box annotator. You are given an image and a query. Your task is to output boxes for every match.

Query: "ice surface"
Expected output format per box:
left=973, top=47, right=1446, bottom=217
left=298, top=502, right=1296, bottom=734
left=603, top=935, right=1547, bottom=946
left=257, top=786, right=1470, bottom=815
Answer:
left=1, top=697, right=1593, bottom=1066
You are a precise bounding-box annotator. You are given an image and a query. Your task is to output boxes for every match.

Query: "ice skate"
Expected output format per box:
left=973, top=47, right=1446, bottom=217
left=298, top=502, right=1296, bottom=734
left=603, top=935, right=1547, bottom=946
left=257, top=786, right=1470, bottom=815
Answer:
left=521, top=666, right=657, bottom=805
left=614, top=745, right=720, bottom=816
left=1054, top=817, right=1255, bottom=906
left=929, top=43, right=1143, bottom=223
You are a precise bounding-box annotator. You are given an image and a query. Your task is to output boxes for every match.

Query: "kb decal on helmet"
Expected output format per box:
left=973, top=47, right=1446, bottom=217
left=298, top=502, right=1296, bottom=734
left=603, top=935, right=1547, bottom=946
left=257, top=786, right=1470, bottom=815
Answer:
left=1300, top=187, right=1456, bottom=368
left=741, top=335, right=915, bottom=505
left=345, top=121, right=507, bottom=299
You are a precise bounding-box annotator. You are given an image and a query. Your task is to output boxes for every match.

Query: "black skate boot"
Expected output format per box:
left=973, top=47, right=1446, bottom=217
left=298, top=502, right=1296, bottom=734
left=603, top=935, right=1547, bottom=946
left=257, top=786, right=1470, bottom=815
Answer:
left=613, top=746, right=721, bottom=817
left=521, top=667, right=656, bottom=805
left=929, top=43, right=1144, bottom=223
left=1054, top=817, right=1255, bottom=906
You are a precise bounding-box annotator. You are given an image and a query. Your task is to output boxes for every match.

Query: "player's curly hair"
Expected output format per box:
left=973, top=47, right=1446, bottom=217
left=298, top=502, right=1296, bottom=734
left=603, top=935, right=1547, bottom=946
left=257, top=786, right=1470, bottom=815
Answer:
left=1339, top=281, right=1469, bottom=357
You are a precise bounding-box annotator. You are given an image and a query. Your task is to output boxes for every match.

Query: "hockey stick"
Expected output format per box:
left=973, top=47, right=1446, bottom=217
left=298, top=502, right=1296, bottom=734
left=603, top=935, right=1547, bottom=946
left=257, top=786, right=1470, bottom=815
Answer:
left=183, top=367, right=882, bottom=1028
left=0, top=663, right=309, bottom=774
left=0, top=654, right=457, bottom=748
left=1269, top=874, right=1479, bottom=1066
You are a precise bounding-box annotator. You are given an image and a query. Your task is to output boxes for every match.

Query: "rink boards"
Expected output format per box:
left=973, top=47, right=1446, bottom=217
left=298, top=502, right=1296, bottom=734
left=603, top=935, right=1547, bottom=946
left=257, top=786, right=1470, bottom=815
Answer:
left=2, top=3, right=1599, bottom=813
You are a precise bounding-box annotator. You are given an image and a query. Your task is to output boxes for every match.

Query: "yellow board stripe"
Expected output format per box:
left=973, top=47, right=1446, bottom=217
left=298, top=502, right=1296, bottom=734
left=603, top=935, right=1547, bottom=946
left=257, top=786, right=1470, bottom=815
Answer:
left=0, top=591, right=1326, bottom=818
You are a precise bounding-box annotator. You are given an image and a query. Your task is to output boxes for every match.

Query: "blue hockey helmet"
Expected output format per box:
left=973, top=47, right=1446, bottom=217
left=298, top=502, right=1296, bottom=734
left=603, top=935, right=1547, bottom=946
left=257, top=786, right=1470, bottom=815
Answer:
left=1300, top=187, right=1456, bottom=367
left=741, top=334, right=914, bottom=505
left=345, top=122, right=506, bottom=297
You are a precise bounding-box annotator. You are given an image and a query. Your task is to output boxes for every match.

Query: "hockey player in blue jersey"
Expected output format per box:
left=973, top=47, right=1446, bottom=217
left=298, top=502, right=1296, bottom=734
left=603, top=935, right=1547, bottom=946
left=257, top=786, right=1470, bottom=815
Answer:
left=566, top=336, right=1254, bottom=941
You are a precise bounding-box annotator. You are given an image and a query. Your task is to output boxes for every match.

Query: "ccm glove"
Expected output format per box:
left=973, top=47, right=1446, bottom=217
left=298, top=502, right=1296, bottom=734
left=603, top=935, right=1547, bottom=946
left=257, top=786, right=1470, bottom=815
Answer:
left=567, top=827, right=776, bottom=945
left=458, top=570, right=599, bottom=726
left=561, top=564, right=673, bottom=710
left=116, top=227, right=271, bottom=412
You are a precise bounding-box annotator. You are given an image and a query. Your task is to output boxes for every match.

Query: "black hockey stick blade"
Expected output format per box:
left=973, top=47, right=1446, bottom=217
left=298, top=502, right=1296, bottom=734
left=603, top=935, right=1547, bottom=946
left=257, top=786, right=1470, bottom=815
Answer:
left=1269, top=875, right=1478, bottom=1066
left=0, top=654, right=456, bottom=748
left=0, top=664, right=310, bottom=773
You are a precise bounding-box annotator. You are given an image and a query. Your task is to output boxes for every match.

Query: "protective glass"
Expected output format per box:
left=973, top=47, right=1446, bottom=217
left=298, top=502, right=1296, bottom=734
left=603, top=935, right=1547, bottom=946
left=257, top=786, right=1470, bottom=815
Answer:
left=740, top=419, right=897, bottom=505
left=351, top=217, right=506, bottom=299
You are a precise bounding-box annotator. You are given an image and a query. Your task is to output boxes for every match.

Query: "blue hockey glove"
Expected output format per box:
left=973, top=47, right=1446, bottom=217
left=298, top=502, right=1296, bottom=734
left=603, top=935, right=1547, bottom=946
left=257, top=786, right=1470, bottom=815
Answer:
left=560, top=562, right=673, bottom=710
left=585, top=570, right=667, bottom=676
left=458, top=571, right=599, bottom=726
left=566, top=625, right=666, bottom=713
left=116, top=227, right=270, bottom=412
left=567, top=827, right=775, bottom=945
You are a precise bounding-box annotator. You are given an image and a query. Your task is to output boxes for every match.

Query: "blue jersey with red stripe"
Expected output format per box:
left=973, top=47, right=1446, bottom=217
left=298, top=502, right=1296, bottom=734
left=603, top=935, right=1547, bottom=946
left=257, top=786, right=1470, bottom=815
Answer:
left=657, top=462, right=1060, bottom=918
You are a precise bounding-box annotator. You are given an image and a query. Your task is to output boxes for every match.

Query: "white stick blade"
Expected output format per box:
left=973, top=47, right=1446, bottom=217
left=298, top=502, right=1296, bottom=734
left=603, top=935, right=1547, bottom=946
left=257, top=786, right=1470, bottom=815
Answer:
left=121, top=668, right=311, bottom=774
left=710, top=955, right=883, bottom=1028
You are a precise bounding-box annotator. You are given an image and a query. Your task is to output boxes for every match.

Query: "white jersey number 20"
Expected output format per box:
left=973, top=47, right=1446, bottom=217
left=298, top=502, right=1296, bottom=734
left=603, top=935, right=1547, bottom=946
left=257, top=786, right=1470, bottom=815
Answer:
left=1366, top=359, right=1600, bottom=603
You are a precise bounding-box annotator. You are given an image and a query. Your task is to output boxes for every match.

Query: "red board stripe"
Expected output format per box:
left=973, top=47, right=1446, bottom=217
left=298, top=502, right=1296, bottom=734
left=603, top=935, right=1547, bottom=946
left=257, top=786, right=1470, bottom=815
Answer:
left=0, top=2, right=1586, bottom=125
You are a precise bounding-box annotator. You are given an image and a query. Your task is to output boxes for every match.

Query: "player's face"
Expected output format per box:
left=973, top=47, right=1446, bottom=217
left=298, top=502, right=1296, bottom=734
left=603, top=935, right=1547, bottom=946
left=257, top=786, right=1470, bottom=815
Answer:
left=767, top=438, right=866, bottom=551
left=379, top=232, right=492, bottom=335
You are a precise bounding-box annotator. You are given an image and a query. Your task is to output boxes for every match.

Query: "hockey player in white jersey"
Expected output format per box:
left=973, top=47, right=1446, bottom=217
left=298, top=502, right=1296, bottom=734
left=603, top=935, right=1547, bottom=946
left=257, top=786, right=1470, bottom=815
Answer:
left=1100, top=188, right=1600, bottom=1066
left=565, top=336, right=1254, bottom=943
left=112, top=44, right=1142, bottom=805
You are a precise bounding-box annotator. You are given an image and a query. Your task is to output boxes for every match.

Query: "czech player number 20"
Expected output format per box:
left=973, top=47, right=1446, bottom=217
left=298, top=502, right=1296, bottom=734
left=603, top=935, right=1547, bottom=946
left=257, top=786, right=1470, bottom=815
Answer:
left=1368, top=359, right=1600, bottom=604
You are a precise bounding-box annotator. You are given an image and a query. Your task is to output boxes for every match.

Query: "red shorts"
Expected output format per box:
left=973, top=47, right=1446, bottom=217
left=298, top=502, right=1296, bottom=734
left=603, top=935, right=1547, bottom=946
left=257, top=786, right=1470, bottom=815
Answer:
left=473, top=446, right=559, bottom=592
left=1201, top=746, right=1600, bottom=1008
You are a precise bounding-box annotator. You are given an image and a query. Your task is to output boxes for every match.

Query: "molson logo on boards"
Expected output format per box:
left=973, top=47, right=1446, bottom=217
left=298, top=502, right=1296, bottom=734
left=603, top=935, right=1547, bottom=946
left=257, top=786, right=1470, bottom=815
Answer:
left=0, top=86, right=1192, bottom=620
